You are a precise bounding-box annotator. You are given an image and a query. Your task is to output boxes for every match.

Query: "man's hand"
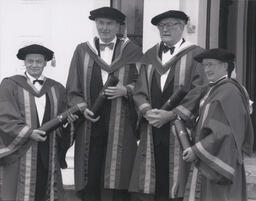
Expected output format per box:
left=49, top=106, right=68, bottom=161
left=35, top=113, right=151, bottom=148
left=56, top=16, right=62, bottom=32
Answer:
left=83, top=108, right=100, bottom=122
left=183, top=147, right=196, bottom=162
left=67, top=114, right=79, bottom=124
left=146, top=109, right=177, bottom=128
left=30, top=129, right=47, bottom=142
left=104, top=85, right=127, bottom=99
left=144, top=109, right=160, bottom=123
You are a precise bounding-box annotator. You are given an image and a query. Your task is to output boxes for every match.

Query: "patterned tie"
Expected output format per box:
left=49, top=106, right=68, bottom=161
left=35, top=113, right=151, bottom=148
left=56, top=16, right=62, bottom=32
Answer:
left=99, top=42, right=114, bottom=51
left=161, top=44, right=175, bottom=54
left=33, top=79, right=44, bottom=85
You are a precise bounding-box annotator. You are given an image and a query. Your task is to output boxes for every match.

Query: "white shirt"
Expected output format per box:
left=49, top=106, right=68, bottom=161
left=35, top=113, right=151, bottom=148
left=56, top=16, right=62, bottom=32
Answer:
left=26, top=72, right=46, bottom=125
left=99, top=37, right=117, bottom=85
left=160, top=38, right=184, bottom=91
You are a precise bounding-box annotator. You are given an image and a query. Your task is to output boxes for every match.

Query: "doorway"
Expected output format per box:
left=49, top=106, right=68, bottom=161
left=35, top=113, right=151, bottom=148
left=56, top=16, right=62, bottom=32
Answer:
left=246, top=0, right=256, bottom=150
left=218, top=0, right=256, bottom=150
left=111, top=0, right=144, bottom=47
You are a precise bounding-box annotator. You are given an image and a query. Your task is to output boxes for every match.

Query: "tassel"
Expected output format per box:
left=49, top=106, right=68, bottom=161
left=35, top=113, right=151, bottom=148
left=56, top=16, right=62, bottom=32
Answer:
left=51, top=54, right=56, bottom=67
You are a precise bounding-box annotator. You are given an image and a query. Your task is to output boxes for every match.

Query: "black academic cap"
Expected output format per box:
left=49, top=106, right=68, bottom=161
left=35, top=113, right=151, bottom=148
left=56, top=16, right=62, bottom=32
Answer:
left=151, top=10, right=189, bottom=26
left=89, top=7, right=126, bottom=25
left=194, top=48, right=235, bottom=63
left=17, top=44, right=54, bottom=61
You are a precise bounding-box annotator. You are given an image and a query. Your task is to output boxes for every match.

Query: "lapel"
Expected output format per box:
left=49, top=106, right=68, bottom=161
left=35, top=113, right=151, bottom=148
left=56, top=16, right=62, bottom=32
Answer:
left=141, top=41, right=197, bottom=75
left=8, top=75, right=54, bottom=97
left=153, top=70, right=161, bottom=91
left=86, top=37, right=131, bottom=73
left=162, top=63, right=176, bottom=92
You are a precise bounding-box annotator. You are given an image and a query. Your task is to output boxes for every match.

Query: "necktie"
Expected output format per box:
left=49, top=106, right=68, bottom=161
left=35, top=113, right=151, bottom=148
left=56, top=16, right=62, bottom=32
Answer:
left=33, top=79, right=44, bottom=85
left=161, top=44, right=175, bottom=54
left=99, top=42, right=114, bottom=51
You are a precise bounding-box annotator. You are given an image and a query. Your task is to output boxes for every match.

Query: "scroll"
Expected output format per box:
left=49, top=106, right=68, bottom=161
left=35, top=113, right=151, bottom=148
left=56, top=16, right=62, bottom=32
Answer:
left=174, top=116, right=191, bottom=150
left=161, top=87, right=187, bottom=111
left=39, top=102, right=86, bottom=134
left=90, top=74, right=119, bottom=118
left=160, top=87, right=191, bottom=150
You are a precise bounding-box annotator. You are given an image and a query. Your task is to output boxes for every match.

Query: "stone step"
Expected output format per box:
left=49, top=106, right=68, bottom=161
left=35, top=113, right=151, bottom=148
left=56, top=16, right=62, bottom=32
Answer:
left=62, top=150, right=256, bottom=200
left=62, top=185, right=256, bottom=201
left=245, top=154, right=256, bottom=201
left=63, top=186, right=80, bottom=201
left=248, top=183, right=256, bottom=201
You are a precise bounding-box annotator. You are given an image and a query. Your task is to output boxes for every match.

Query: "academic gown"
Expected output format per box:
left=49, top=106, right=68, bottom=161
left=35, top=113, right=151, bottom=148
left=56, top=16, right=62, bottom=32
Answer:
left=66, top=37, right=142, bottom=193
left=183, top=78, right=254, bottom=201
left=0, top=75, right=71, bottom=201
left=129, top=41, right=207, bottom=199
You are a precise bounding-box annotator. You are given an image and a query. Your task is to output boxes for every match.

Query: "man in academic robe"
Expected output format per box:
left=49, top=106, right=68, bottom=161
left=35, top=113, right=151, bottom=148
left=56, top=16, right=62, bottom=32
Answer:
left=66, top=7, right=142, bottom=201
left=182, top=48, right=254, bottom=201
left=0, top=44, right=76, bottom=201
left=129, top=10, right=207, bottom=201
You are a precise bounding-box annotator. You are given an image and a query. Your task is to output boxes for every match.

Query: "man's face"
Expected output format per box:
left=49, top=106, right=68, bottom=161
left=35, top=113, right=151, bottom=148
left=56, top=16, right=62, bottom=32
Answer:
left=157, top=18, right=185, bottom=46
left=202, top=58, right=228, bottom=82
left=95, top=18, right=119, bottom=43
left=24, top=54, right=46, bottom=78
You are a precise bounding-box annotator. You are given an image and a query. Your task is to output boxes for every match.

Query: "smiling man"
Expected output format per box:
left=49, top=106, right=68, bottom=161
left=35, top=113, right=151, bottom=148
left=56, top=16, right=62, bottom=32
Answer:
left=182, top=48, right=254, bottom=201
left=0, top=44, right=76, bottom=201
left=129, top=10, right=207, bottom=201
left=66, top=6, right=142, bottom=201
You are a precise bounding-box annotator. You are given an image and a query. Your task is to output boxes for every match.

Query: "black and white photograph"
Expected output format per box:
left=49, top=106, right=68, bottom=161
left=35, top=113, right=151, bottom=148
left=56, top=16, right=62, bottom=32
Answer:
left=0, top=0, right=255, bottom=201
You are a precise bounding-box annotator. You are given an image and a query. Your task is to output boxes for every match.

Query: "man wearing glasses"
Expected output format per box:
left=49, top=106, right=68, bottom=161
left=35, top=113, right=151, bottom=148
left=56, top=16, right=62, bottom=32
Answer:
left=129, top=10, right=207, bottom=201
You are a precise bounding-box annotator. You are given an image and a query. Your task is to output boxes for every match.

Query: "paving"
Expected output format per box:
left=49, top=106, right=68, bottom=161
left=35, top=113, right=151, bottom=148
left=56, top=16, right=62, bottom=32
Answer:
left=245, top=153, right=256, bottom=201
left=62, top=147, right=256, bottom=201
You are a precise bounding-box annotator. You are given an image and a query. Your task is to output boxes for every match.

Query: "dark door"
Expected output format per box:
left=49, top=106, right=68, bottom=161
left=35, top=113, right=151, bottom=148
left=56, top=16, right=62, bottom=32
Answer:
left=246, top=0, right=256, bottom=150
left=218, top=0, right=237, bottom=52
left=111, top=0, right=144, bottom=47
left=218, top=0, right=256, bottom=150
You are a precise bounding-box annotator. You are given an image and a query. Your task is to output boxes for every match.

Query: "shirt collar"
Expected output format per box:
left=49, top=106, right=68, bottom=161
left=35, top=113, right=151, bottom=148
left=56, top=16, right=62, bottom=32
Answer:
left=99, top=36, right=117, bottom=45
left=163, top=38, right=183, bottom=49
left=25, top=72, right=45, bottom=82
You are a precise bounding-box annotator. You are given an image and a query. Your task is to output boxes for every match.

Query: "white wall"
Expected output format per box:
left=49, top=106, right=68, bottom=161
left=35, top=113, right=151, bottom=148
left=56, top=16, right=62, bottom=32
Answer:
left=0, top=0, right=110, bottom=85
left=0, top=0, right=207, bottom=82
left=180, top=0, right=200, bottom=44
left=142, top=0, right=202, bottom=52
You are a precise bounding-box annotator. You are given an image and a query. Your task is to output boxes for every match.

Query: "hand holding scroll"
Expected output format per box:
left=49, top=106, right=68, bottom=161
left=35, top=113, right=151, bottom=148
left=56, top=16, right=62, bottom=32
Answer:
left=89, top=75, right=119, bottom=118
left=183, top=147, right=196, bottom=162
left=146, top=109, right=177, bottom=128
left=105, top=85, right=127, bottom=99
left=83, top=108, right=100, bottom=122
left=30, top=129, right=47, bottom=142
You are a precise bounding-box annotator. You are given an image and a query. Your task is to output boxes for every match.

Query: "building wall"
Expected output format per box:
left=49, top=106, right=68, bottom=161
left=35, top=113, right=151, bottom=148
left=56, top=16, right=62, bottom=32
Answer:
left=0, top=0, right=110, bottom=85
left=0, top=0, right=211, bottom=83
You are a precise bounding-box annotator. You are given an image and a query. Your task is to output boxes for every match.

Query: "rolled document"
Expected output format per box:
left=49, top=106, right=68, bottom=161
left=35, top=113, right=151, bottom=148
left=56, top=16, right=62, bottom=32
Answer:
left=174, top=116, right=191, bottom=150
left=39, top=102, right=86, bottom=134
left=161, top=87, right=187, bottom=111
left=90, top=74, right=119, bottom=118
left=160, top=87, right=190, bottom=150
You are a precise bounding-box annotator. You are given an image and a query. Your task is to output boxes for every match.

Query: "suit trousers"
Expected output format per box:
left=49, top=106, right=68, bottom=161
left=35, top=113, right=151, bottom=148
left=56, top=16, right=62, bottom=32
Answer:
left=80, top=136, right=131, bottom=201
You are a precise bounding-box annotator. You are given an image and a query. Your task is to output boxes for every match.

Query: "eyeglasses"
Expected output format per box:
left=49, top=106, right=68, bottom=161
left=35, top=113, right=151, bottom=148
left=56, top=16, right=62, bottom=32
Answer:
left=202, top=62, right=222, bottom=68
left=157, top=22, right=180, bottom=29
